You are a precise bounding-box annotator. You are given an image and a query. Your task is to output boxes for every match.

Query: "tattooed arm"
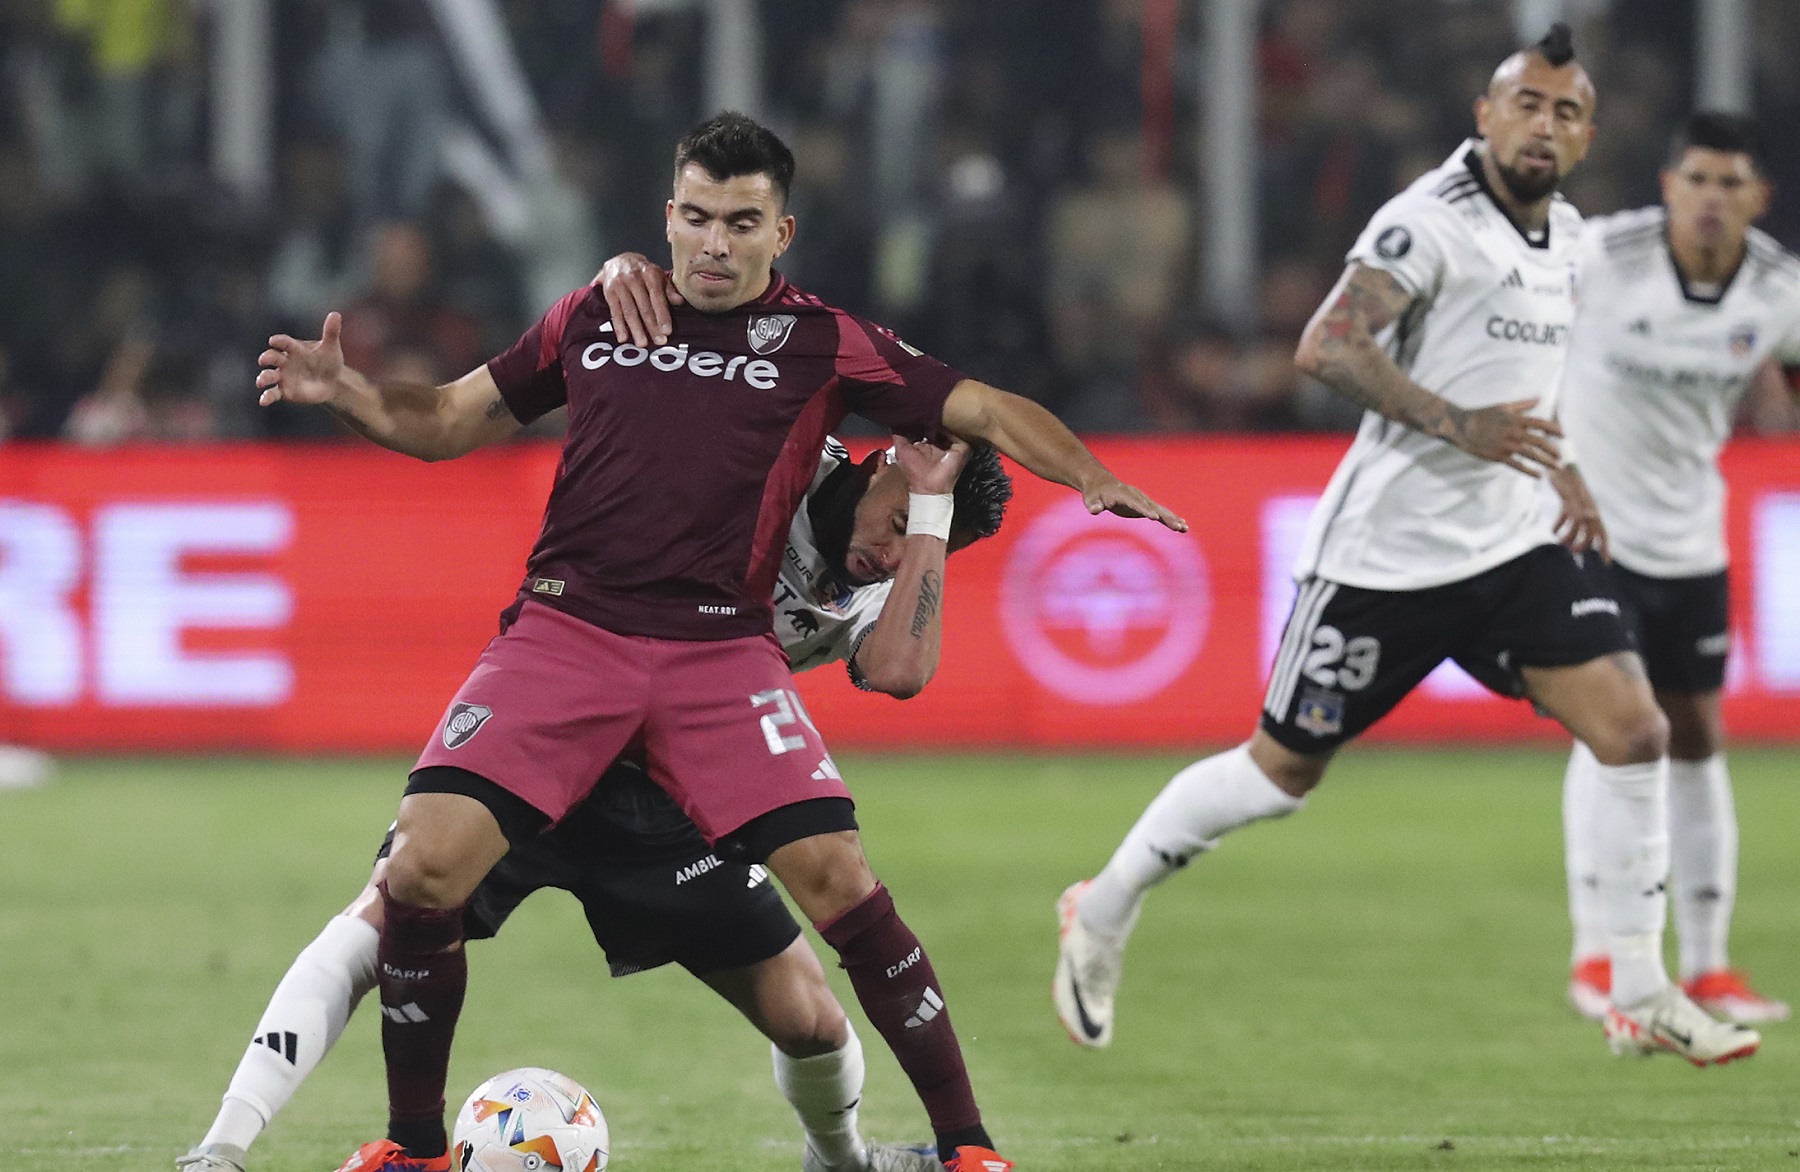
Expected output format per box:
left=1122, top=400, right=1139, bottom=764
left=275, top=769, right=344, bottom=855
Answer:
left=847, top=438, right=966, bottom=699
left=1294, top=263, right=1563, bottom=476
left=255, top=312, right=523, bottom=461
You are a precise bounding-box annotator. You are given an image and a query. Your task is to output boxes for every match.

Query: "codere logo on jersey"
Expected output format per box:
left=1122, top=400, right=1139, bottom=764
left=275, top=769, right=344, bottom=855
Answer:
left=581, top=337, right=780, bottom=389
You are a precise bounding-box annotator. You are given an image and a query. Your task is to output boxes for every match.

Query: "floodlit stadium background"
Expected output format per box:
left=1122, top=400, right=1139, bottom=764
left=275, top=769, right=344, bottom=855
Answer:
left=0, top=0, right=1795, bottom=748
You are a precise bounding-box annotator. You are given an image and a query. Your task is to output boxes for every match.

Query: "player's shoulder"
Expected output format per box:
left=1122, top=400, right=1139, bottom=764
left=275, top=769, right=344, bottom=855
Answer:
left=1590, top=206, right=1666, bottom=257
left=1745, top=226, right=1800, bottom=289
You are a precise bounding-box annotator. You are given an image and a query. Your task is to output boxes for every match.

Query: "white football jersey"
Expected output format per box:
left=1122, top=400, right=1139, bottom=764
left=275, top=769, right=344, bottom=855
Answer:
left=1561, top=207, right=1800, bottom=577
left=1295, top=141, right=1583, bottom=590
left=775, top=439, right=893, bottom=679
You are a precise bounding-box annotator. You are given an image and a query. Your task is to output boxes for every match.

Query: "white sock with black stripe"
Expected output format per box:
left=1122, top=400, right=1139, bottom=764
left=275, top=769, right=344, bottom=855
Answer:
left=200, top=915, right=380, bottom=1151
left=1079, top=745, right=1302, bottom=939
left=772, top=1026, right=866, bottom=1169
left=1589, top=758, right=1672, bottom=1008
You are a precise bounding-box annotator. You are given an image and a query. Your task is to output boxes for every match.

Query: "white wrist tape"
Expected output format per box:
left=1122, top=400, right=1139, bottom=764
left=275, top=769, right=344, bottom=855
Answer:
left=906, top=493, right=954, bottom=541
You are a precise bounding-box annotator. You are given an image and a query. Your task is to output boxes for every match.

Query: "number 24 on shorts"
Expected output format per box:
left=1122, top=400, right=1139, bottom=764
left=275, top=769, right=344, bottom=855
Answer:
left=750, top=688, right=820, bottom=754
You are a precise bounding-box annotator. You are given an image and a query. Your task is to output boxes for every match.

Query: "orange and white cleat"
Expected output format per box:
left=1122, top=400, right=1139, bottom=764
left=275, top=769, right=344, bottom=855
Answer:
left=1568, top=955, right=1611, bottom=1021
left=1052, top=880, right=1126, bottom=1049
left=942, top=1145, right=1015, bottom=1172
left=1605, top=985, right=1761, bottom=1067
left=1683, top=969, right=1791, bottom=1024
left=331, top=1140, right=450, bottom=1172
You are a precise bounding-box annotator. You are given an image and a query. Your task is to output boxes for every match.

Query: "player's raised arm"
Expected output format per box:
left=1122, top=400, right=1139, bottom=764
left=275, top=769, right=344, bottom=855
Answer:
left=848, top=437, right=966, bottom=698
left=1296, top=263, right=1563, bottom=476
left=940, top=379, right=1187, bottom=531
left=255, top=312, right=521, bottom=461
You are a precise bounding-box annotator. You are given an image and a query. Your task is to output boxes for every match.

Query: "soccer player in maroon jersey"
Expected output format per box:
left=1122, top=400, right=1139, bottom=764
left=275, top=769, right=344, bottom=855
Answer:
left=257, top=112, right=1184, bottom=1172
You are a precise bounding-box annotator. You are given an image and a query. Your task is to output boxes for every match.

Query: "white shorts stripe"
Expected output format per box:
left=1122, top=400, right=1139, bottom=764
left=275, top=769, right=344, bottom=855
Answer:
left=1264, top=580, right=1339, bottom=721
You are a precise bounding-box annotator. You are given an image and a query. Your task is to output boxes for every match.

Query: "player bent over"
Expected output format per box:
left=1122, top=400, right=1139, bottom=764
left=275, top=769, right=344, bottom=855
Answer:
left=1053, top=26, right=1760, bottom=1067
left=256, top=113, right=1184, bottom=1172
left=178, top=436, right=1013, bottom=1172
left=1559, top=112, right=1795, bottom=1024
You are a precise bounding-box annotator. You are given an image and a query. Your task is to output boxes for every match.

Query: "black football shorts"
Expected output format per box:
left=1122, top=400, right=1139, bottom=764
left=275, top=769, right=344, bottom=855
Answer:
left=1603, top=563, right=1730, bottom=693
left=376, top=761, right=802, bottom=978
left=1259, top=544, right=1635, bottom=753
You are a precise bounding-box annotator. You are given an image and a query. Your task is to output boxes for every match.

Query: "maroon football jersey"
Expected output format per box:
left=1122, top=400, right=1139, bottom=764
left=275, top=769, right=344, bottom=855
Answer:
left=486, top=273, right=965, bottom=640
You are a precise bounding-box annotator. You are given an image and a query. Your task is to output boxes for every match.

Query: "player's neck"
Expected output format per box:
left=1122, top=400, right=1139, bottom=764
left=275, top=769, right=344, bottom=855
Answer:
left=1666, top=227, right=1747, bottom=289
left=1474, top=146, right=1552, bottom=234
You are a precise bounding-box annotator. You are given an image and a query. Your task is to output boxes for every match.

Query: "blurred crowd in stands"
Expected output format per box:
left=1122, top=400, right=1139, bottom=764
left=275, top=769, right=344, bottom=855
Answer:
left=0, top=0, right=1796, bottom=444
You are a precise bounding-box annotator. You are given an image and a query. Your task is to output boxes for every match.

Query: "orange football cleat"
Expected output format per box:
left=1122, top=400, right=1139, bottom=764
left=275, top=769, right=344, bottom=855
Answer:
left=1683, top=969, right=1791, bottom=1024
left=331, top=1139, right=450, bottom=1172
left=1568, top=954, right=1611, bottom=1021
left=942, top=1145, right=1015, bottom=1172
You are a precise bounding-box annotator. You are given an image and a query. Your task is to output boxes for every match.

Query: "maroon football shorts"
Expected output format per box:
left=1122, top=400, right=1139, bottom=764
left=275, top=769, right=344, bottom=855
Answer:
left=413, top=600, right=850, bottom=842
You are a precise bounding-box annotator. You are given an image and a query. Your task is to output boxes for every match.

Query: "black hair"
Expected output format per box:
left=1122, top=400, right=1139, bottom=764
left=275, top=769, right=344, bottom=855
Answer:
left=673, top=111, right=796, bottom=205
left=949, top=442, right=1012, bottom=545
left=1668, top=110, right=1763, bottom=170
left=1532, top=22, right=1577, bottom=68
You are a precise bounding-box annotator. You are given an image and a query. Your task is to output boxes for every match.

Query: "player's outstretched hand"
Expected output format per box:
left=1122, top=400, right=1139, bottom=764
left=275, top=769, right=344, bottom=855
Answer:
left=595, top=252, right=683, bottom=348
left=1444, top=398, right=1562, bottom=476
left=1083, top=478, right=1189, bottom=532
left=1549, top=463, right=1610, bottom=560
left=892, top=434, right=970, bottom=496
left=256, top=312, right=345, bottom=407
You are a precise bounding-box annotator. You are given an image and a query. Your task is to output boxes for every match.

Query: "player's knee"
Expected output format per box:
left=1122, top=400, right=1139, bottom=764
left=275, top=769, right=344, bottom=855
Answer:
left=382, top=842, right=473, bottom=909
left=768, top=991, right=850, bottom=1058
left=1589, top=705, right=1670, bottom=766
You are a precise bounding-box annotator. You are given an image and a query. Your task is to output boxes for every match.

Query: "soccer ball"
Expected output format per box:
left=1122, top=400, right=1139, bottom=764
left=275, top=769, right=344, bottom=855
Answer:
left=451, top=1068, right=609, bottom=1172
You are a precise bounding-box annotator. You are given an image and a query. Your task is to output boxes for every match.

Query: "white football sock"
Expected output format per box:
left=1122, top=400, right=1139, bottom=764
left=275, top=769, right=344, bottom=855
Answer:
left=772, top=1025, right=866, bottom=1169
left=1080, top=744, right=1302, bottom=939
left=201, top=915, right=380, bottom=1150
left=1588, top=759, right=1671, bottom=1007
left=1561, top=742, right=1608, bottom=963
left=1668, top=753, right=1737, bottom=978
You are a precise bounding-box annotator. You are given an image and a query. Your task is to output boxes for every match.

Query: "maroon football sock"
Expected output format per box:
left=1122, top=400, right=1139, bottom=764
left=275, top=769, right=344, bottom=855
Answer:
left=816, top=884, right=984, bottom=1144
left=377, top=881, right=468, bottom=1157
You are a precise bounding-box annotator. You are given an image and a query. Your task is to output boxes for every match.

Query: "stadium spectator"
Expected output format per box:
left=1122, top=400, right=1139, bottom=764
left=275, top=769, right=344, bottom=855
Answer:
left=336, top=220, right=485, bottom=388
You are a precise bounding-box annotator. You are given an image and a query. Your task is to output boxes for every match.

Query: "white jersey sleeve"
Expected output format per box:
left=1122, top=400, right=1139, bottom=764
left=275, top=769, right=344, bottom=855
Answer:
left=1347, top=191, right=1454, bottom=301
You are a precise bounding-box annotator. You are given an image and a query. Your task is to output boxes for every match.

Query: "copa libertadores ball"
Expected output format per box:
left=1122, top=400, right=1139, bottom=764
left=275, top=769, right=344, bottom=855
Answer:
left=451, top=1067, right=609, bottom=1172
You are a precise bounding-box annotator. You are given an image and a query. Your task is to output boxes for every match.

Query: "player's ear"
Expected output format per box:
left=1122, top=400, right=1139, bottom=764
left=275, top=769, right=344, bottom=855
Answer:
left=664, top=199, right=676, bottom=242
left=1751, top=177, right=1774, bottom=221
left=1473, top=94, right=1491, bottom=139
left=773, top=213, right=796, bottom=258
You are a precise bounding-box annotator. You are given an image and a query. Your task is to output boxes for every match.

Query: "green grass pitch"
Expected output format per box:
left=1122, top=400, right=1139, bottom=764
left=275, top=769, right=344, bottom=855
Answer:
left=2, top=748, right=1795, bottom=1170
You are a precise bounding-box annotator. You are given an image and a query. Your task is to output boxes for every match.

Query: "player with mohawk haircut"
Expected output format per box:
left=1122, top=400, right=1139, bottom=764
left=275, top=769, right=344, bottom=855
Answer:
left=1054, top=25, right=1762, bottom=1069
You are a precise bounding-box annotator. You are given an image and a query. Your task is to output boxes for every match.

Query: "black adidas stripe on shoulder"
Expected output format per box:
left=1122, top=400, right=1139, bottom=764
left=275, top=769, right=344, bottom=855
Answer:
left=1432, top=176, right=1480, bottom=202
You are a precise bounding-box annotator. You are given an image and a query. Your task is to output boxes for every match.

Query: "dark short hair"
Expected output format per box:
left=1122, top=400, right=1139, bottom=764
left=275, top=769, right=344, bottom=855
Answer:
left=1531, top=22, right=1577, bottom=68
left=949, top=443, right=1012, bottom=545
left=1668, top=111, right=1763, bottom=171
left=673, top=112, right=796, bottom=205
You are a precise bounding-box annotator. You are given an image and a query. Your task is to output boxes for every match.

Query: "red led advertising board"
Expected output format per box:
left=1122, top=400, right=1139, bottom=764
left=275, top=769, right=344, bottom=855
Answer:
left=2, top=439, right=1796, bottom=751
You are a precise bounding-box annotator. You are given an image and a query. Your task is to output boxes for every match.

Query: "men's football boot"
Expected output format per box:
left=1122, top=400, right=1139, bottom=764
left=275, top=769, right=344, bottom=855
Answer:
left=1682, top=969, right=1791, bottom=1024
left=801, top=1140, right=942, bottom=1172
left=1605, top=985, right=1761, bottom=1066
left=175, top=1142, right=247, bottom=1172
left=1053, top=879, right=1126, bottom=1048
left=1567, top=955, right=1611, bottom=1021
left=329, top=1139, right=450, bottom=1172
left=941, top=1145, right=1014, bottom=1172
